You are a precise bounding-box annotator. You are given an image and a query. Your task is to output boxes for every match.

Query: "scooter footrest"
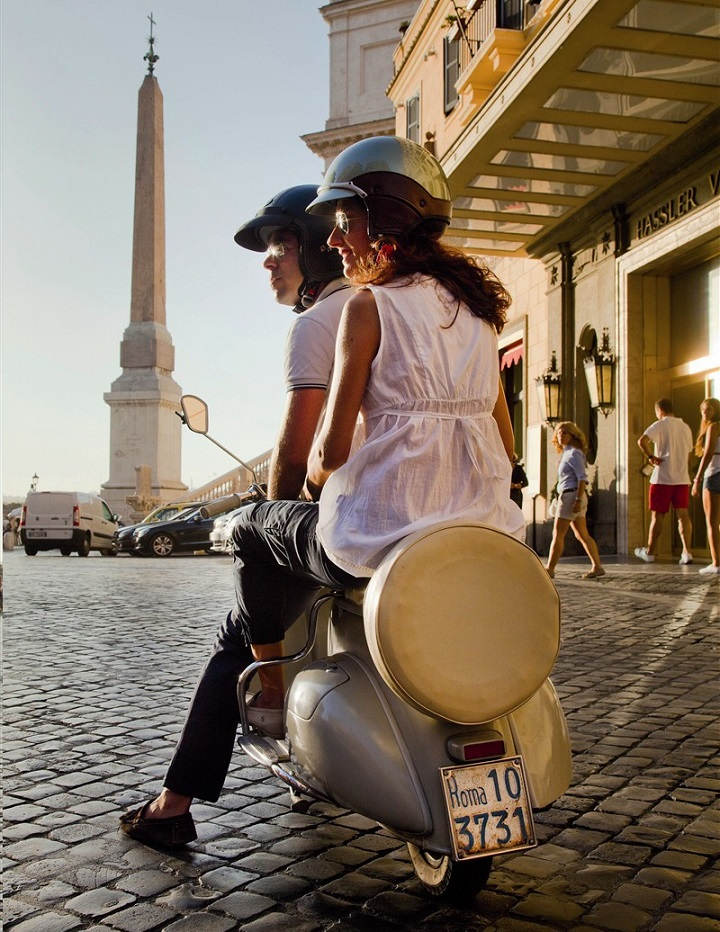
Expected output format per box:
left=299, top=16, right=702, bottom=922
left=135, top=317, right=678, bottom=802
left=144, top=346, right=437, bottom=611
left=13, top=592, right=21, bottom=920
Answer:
left=237, top=734, right=290, bottom=766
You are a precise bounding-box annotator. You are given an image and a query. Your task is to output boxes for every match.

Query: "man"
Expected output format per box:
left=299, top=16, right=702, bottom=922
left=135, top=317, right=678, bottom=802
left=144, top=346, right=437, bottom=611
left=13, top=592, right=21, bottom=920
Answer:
left=635, top=397, right=694, bottom=564
left=120, top=186, right=349, bottom=846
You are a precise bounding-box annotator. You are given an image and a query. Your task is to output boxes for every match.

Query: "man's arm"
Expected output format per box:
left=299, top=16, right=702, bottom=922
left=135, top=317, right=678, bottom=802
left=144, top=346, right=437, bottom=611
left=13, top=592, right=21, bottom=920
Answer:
left=267, top=388, right=326, bottom=500
left=637, top=432, right=661, bottom=466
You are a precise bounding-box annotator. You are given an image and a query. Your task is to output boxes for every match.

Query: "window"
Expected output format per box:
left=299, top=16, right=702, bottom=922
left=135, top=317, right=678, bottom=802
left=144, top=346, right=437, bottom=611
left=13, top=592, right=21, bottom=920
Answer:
left=406, top=94, right=420, bottom=142
left=444, top=35, right=459, bottom=113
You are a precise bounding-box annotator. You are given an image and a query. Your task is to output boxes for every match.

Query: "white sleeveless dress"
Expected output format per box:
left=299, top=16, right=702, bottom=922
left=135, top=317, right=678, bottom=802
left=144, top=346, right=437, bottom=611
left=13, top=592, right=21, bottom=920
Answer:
left=317, top=275, right=525, bottom=577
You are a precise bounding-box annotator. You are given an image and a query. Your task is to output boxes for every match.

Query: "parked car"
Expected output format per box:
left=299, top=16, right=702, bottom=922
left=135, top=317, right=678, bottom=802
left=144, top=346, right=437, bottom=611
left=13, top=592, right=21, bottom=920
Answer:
left=114, top=502, right=200, bottom=554
left=209, top=507, right=246, bottom=554
left=20, top=491, right=120, bottom=557
left=132, top=505, right=234, bottom=557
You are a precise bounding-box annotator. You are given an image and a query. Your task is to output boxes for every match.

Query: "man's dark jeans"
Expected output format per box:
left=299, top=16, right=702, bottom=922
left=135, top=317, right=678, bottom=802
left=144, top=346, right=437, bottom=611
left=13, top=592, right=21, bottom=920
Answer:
left=165, top=500, right=358, bottom=801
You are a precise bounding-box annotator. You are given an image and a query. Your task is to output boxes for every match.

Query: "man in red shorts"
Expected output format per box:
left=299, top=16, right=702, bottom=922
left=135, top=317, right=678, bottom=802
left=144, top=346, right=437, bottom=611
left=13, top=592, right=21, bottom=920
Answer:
left=635, top=398, right=694, bottom=564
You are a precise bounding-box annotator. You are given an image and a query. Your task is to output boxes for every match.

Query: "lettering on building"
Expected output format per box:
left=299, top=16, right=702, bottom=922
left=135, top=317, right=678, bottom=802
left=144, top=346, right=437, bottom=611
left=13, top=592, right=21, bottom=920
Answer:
left=636, top=187, right=698, bottom=239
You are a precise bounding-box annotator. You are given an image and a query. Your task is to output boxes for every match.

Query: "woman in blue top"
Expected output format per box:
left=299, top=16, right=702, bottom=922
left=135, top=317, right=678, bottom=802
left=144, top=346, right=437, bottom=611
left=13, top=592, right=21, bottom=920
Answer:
left=546, top=421, right=605, bottom=580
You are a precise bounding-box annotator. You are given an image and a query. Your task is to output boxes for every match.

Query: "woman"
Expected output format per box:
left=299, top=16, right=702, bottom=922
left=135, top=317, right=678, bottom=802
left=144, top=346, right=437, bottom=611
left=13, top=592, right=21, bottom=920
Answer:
left=545, top=421, right=605, bottom=580
left=692, top=397, right=720, bottom=575
left=121, top=137, right=524, bottom=844
left=252, top=135, right=524, bottom=711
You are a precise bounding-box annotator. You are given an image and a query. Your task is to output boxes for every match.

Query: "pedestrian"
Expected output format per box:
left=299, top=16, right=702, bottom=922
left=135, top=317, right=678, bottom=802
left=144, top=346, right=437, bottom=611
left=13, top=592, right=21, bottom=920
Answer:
left=692, top=396, right=720, bottom=575
left=510, top=452, right=528, bottom=509
left=545, top=421, right=605, bottom=580
left=121, top=135, right=524, bottom=847
left=635, top=397, right=694, bottom=564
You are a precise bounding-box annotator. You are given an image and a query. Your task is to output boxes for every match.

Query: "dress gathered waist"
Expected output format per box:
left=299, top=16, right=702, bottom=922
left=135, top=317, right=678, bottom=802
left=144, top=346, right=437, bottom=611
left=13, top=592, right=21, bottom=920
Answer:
left=369, top=407, right=493, bottom=421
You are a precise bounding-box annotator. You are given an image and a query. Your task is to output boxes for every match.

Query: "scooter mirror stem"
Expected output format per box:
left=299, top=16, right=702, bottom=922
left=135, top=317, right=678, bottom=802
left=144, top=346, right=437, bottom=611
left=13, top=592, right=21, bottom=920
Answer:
left=202, top=433, right=259, bottom=486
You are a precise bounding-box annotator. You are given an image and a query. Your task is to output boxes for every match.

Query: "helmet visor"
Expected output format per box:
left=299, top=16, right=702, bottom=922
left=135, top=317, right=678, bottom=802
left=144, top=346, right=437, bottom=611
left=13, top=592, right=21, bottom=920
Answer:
left=306, top=181, right=368, bottom=215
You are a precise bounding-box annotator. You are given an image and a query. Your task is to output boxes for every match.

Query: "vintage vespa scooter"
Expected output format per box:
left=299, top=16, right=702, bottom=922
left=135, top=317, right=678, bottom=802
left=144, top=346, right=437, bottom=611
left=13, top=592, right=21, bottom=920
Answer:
left=180, top=395, right=572, bottom=899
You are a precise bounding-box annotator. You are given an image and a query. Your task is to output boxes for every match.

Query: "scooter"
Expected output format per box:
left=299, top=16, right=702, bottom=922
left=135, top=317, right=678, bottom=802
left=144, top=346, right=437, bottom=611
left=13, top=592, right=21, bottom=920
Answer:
left=180, top=394, right=572, bottom=899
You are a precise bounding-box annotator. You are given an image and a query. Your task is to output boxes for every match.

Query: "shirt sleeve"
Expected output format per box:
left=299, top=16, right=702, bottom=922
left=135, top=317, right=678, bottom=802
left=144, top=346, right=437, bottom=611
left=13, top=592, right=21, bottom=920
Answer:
left=284, top=315, right=335, bottom=392
left=570, top=449, right=588, bottom=484
left=644, top=420, right=660, bottom=441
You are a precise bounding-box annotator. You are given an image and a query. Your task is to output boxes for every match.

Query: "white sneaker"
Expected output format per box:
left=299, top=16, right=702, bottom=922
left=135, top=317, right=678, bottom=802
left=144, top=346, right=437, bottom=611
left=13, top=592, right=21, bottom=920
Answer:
left=679, top=552, right=693, bottom=565
left=634, top=547, right=655, bottom=563
left=698, top=564, right=720, bottom=575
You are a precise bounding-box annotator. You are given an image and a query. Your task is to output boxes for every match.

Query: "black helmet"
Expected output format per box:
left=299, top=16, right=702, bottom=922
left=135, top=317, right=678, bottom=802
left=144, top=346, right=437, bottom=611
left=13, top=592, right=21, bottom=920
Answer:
left=307, top=136, right=452, bottom=239
left=234, top=185, right=342, bottom=284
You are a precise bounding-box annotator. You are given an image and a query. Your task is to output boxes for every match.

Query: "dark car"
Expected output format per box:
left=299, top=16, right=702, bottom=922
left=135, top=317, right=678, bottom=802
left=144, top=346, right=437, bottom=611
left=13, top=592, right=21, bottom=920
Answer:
left=132, top=507, right=224, bottom=557
left=114, top=504, right=201, bottom=553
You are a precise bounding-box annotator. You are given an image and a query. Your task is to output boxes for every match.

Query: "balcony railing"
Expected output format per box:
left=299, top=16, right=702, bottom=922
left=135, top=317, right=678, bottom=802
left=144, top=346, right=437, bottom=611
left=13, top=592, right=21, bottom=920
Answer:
left=456, top=0, right=528, bottom=73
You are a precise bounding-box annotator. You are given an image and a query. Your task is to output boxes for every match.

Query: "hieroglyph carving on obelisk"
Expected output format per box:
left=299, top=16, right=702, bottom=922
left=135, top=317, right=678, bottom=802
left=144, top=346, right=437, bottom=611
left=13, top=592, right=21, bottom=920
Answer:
left=102, top=16, right=187, bottom=522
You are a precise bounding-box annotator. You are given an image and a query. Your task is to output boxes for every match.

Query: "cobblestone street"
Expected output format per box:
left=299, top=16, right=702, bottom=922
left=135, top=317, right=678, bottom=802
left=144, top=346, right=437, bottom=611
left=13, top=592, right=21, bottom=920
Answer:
left=3, top=549, right=719, bottom=931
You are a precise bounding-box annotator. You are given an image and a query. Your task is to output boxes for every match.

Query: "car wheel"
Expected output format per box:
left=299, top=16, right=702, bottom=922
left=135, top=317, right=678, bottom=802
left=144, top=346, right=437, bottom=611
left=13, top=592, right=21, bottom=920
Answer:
left=24, top=544, right=38, bottom=556
left=101, top=546, right=117, bottom=557
left=60, top=546, right=72, bottom=556
left=149, top=532, right=175, bottom=557
left=407, top=844, right=492, bottom=900
left=77, top=534, right=91, bottom=557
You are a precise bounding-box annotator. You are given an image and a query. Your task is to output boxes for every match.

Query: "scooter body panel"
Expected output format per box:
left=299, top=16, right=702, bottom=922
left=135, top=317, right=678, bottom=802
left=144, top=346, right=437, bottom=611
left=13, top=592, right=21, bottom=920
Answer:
left=506, top=677, right=572, bottom=809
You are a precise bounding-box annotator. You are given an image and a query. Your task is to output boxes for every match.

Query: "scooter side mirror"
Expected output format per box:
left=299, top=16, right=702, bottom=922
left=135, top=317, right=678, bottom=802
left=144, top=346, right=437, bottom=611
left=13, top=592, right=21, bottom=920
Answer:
left=181, top=395, right=209, bottom=435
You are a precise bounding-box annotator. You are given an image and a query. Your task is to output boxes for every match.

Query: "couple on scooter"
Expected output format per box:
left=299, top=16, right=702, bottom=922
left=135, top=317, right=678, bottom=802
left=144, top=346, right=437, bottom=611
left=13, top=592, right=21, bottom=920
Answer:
left=121, top=136, right=525, bottom=847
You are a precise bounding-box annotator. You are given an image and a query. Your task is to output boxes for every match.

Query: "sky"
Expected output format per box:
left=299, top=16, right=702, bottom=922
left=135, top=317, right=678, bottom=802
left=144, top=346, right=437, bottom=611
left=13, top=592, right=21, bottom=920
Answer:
left=2, top=0, right=334, bottom=500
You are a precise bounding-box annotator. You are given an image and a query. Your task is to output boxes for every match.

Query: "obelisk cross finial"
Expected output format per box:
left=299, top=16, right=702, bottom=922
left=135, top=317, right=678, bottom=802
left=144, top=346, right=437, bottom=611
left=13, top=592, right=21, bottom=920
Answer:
left=143, top=12, right=159, bottom=75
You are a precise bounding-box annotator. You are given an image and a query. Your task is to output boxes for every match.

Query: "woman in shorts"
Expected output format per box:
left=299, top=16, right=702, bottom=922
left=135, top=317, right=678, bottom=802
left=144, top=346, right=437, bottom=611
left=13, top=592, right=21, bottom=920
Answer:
left=692, top=397, right=720, bottom=575
left=546, top=421, right=605, bottom=580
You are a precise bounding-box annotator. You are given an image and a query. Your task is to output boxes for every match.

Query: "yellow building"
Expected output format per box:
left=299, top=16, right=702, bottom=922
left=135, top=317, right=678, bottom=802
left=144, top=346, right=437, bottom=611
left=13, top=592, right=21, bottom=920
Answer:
left=386, top=0, right=720, bottom=557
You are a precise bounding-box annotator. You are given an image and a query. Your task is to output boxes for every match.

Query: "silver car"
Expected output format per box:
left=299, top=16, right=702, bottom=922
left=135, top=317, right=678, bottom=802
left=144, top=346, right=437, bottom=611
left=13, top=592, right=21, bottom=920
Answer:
left=209, top=507, right=246, bottom=554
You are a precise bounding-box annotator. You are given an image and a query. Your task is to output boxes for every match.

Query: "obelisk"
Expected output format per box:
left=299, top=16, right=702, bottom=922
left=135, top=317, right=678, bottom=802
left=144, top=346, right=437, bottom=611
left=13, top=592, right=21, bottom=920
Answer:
left=102, top=16, right=187, bottom=521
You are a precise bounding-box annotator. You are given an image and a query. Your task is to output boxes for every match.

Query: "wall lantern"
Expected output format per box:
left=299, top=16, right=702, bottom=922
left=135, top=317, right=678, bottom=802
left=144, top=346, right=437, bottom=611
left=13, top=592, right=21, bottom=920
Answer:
left=583, top=328, right=616, bottom=416
left=535, top=351, right=562, bottom=424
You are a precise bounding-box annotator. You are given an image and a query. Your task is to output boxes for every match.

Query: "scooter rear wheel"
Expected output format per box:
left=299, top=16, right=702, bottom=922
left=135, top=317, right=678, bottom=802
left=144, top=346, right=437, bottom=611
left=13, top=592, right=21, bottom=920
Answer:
left=407, top=843, right=492, bottom=899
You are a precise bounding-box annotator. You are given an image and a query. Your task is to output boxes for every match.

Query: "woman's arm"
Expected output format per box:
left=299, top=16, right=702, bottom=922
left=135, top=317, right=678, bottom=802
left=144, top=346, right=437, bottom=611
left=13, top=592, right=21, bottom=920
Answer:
left=692, top=422, right=718, bottom=497
left=304, top=290, right=381, bottom=499
left=492, top=379, right=515, bottom=462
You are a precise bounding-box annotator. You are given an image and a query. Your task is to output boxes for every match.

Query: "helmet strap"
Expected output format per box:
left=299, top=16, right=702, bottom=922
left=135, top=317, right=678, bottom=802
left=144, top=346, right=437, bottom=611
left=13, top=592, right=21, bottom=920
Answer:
left=296, top=280, right=321, bottom=313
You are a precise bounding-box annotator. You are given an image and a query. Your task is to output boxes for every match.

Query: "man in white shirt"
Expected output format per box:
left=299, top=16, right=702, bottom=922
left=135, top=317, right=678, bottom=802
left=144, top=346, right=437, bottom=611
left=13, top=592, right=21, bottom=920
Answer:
left=120, top=186, right=350, bottom=847
left=635, top=398, right=694, bottom=564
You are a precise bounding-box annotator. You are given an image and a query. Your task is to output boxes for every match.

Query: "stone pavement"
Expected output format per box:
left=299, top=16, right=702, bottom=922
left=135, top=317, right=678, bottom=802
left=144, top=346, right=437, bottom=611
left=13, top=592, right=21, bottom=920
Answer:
left=2, top=549, right=719, bottom=931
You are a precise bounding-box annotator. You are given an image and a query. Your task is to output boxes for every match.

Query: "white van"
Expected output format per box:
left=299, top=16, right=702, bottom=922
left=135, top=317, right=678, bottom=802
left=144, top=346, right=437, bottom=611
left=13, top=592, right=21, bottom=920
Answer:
left=20, top=492, right=120, bottom=557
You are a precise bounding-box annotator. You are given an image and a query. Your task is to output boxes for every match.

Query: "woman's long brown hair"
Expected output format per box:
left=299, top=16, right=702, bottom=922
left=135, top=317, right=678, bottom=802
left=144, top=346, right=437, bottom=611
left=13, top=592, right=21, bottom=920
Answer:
left=350, top=228, right=510, bottom=333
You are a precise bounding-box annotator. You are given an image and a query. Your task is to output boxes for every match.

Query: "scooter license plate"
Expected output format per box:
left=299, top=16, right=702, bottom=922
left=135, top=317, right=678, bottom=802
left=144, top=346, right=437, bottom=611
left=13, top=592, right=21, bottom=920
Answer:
left=441, top=756, right=536, bottom=860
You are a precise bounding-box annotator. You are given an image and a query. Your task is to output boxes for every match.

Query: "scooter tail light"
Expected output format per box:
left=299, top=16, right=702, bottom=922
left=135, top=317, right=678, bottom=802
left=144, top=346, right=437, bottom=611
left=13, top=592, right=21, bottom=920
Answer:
left=446, top=731, right=506, bottom=763
left=464, top=739, right=506, bottom=761
left=20, top=505, right=27, bottom=527
left=72, top=504, right=80, bottom=527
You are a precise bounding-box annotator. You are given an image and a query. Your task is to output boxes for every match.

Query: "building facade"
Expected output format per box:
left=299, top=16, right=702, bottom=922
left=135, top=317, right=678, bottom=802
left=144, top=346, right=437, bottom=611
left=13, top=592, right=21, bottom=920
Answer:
left=313, top=0, right=718, bottom=557
left=303, top=0, right=421, bottom=167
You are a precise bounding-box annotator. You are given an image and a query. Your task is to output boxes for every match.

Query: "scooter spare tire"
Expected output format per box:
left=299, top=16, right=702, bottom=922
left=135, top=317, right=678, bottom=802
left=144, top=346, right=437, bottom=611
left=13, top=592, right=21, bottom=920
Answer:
left=407, top=843, right=492, bottom=899
left=364, top=521, right=560, bottom=725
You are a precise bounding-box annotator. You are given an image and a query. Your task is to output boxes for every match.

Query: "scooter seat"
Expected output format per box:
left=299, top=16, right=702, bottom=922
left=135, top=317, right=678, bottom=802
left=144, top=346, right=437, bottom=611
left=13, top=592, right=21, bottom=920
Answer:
left=363, top=521, right=560, bottom=725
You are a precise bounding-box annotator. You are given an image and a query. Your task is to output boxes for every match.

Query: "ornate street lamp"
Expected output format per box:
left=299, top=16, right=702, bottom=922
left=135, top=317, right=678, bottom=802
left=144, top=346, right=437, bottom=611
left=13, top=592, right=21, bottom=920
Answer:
left=30, top=473, right=39, bottom=492
left=535, top=351, right=562, bottom=425
left=583, top=328, right=616, bottom=417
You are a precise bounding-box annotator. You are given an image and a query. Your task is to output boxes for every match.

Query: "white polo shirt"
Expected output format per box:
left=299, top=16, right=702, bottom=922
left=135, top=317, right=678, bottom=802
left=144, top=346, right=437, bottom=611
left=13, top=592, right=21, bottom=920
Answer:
left=645, top=416, right=693, bottom=485
left=283, top=279, right=350, bottom=391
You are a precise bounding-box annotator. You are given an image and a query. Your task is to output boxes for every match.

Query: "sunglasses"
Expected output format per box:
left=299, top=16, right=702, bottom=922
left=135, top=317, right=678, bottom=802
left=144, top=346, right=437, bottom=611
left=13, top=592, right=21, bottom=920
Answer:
left=265, top=241, right=297, bottom=260
left=335, top=210, right=365, bottom=235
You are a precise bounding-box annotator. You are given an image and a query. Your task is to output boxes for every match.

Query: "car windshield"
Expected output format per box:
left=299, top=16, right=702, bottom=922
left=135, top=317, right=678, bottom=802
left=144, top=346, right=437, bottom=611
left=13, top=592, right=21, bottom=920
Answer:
left=141, top=504, right=198, bottom=523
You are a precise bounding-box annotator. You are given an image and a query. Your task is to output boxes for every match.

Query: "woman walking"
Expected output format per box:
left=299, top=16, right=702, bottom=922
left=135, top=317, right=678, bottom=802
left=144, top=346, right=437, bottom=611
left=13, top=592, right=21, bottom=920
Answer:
left=692, top=397, right=720, bottom=575
left=546, top=421, right=605, bottom=580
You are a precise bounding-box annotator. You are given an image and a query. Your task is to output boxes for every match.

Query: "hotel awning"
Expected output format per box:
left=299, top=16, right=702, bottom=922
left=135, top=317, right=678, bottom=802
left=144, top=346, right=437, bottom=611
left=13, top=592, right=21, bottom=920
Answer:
left=441, top=0, right=720, bottom=257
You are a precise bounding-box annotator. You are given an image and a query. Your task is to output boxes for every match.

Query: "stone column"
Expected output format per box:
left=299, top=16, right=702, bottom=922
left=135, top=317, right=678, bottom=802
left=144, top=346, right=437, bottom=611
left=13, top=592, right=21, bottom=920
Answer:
left=102, top=72, right=187, bottom=522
